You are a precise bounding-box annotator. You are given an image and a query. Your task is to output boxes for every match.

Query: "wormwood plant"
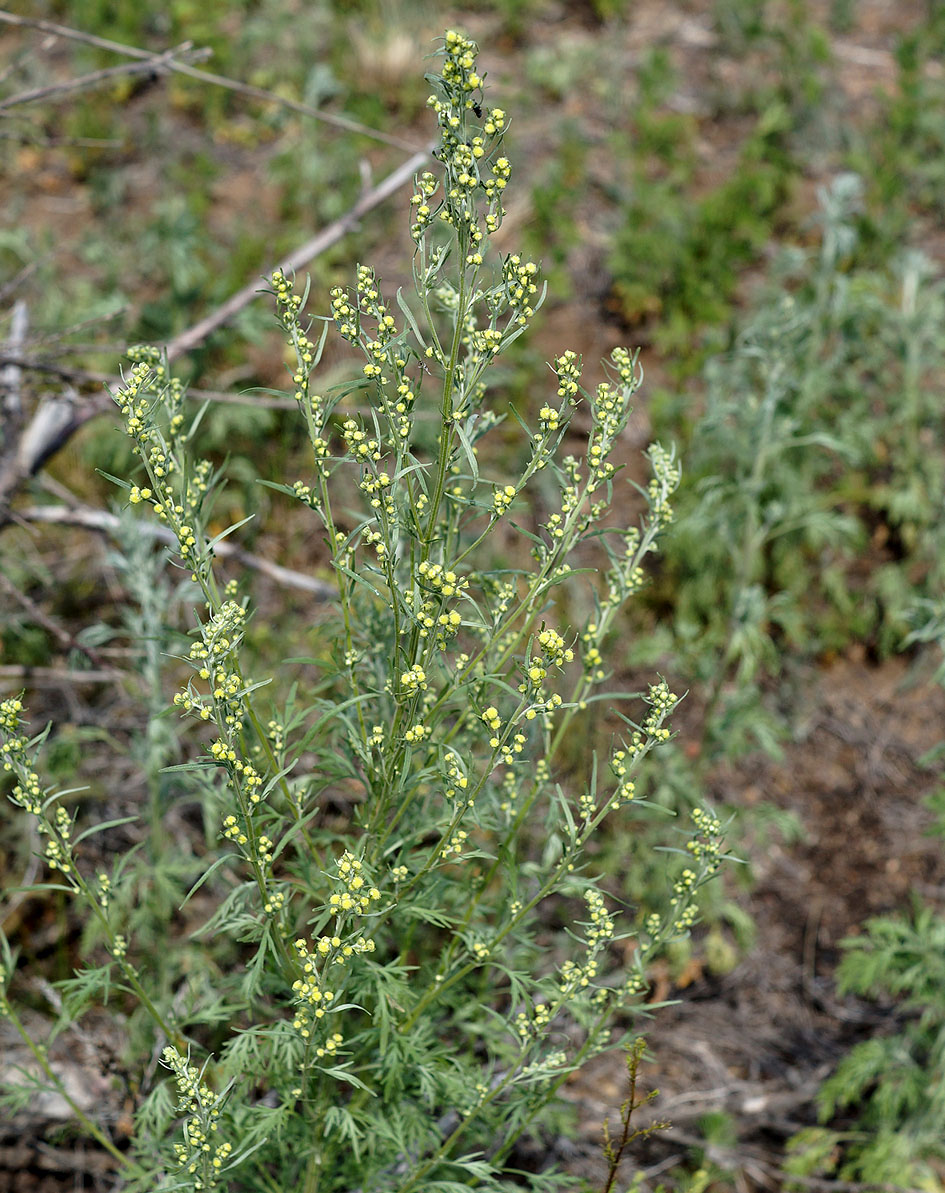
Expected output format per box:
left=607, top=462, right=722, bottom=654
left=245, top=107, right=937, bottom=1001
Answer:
left=0, top=33, right=723, bottom=1192
left=655, top=173, right=945, bottom=757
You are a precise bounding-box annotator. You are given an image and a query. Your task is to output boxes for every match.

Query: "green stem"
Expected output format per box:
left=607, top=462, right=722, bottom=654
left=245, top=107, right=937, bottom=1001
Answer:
left=700, top=366, right=782, bottom=751
left=422, top=237, right=467, bottom=557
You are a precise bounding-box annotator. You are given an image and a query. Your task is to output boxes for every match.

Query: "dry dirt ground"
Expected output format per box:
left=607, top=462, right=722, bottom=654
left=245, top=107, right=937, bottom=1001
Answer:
left=556, top=655, right=945, bottom=1189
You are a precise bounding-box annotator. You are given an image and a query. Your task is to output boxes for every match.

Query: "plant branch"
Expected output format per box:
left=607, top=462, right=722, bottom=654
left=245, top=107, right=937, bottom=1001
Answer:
left=602, top=1038, right=668, bottom=1193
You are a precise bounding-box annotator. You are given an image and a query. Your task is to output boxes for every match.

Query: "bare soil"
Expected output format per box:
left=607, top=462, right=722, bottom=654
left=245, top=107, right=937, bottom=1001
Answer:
left=559, top=655, right=945, bottom=1188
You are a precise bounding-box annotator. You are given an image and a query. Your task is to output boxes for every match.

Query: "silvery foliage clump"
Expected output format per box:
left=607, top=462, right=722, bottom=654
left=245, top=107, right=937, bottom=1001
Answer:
left=0, top=32, right=723, bottom=1193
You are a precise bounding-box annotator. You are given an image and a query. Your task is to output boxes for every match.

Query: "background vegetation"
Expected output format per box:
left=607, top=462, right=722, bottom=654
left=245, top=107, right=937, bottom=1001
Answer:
left=3, top=1, right=945, bottom=1189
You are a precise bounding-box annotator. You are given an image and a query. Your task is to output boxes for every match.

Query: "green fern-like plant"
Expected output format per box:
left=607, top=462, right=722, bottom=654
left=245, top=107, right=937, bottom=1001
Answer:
left=785, top=905, right=945, bottom=1186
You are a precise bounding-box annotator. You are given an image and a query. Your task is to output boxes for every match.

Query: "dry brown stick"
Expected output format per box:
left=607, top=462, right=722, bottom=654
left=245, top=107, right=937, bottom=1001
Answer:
left=21, top=303, right=129, bottom=348
left=0, top=300, right=29, bottom=506
left=0, top=8, right=195, bottom=59
left=0, top=9, right=422, bottom=152
left=0, top=355, right=298, bottom=407
left=0, top=43, right=210, bottom=111
left=18, top=504, right=335, bottom=600
left=0, top=355, right=301, bottom=408
left=0, top=354, right=109, bottom=384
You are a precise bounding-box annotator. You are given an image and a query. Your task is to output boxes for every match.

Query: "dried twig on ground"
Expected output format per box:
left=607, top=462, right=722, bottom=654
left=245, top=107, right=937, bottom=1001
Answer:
left=0, top=42, right=211, bottom=111
left=17, top=503, right=335, bottom=599
left=165, top=146, right=431, bottom=362
left=0, top=666, right=125, bottom=687
left=0, top=9, right=422, bottom=151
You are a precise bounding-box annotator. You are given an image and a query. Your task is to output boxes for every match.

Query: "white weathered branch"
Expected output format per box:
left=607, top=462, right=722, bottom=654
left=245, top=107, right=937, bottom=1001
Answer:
left=18, top=504, right=336, bottom=600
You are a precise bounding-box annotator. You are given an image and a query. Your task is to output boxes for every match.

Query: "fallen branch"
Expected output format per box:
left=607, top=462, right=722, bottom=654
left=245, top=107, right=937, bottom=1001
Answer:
left=0, top=572, right=111, bottom=668
left=0, top=665, right=125, bottom=687
left=0, top=42, right=211, bottom=112
left=165, top=145, right=431, bottom=362
left=0, top=9, right=422, bottom=152
left=18, top=503, right=336, bottom=600
left=0, top=355, right=441, bottom=418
